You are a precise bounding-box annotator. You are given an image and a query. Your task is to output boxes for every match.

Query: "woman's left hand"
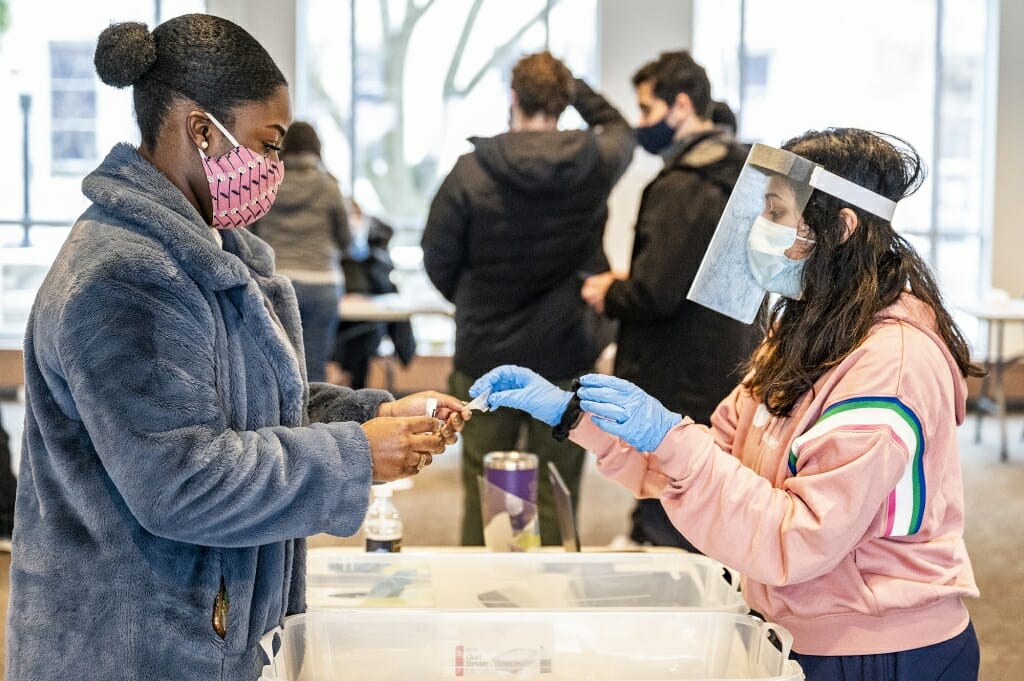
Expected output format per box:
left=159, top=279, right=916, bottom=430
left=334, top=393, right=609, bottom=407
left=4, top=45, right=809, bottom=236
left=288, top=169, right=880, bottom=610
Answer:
left=378, top=391, right=471, bottom=444
left=577, top=374, right=683, bottom=452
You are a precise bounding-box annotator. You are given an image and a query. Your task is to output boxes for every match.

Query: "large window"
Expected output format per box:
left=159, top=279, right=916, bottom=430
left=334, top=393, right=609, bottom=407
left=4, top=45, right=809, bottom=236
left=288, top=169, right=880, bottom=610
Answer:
left=0, top=0, right=205, bottom=336
left=49, top=41, right=98, bottom=173
left=693, top=0, right=992, bottom=318
left=299, top=0, right=599, bottom=352
left=299, top=0, right=598, bottom=244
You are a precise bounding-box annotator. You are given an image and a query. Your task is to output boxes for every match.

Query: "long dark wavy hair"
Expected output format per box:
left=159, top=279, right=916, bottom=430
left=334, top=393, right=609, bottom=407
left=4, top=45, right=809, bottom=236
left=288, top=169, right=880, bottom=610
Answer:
left=744, top=128, right=983, bottom=417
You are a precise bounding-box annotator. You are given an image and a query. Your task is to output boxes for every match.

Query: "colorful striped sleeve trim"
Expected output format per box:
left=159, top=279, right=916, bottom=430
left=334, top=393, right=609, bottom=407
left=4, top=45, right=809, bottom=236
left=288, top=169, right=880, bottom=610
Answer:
left=788, top=396, right=926, bottom=537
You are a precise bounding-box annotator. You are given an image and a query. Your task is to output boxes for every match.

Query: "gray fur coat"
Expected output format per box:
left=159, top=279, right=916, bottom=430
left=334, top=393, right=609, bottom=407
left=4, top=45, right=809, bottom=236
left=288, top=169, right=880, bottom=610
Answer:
left=5, top=144, right=390, bottom=680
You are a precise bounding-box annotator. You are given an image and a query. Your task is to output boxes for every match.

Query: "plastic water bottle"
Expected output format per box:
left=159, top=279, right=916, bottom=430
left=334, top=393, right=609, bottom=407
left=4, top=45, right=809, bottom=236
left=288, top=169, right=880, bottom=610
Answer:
left=364, top=483, right=403, bottom=552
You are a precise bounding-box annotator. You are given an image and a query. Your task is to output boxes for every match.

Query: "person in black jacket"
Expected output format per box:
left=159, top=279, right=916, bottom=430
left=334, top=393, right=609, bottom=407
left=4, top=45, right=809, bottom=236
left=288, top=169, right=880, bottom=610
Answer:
left=581, top=50, right=761, bottom=550
left=422, top=51, right=634, bottom=546
left=0, top=414, right=13, bottom=552
left=329, top=201, right=416, bottom=389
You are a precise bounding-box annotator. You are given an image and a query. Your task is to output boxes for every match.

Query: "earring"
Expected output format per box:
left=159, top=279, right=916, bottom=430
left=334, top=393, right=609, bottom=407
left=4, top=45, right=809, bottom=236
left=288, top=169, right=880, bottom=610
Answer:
left=200, top=140, right=209, bottom=150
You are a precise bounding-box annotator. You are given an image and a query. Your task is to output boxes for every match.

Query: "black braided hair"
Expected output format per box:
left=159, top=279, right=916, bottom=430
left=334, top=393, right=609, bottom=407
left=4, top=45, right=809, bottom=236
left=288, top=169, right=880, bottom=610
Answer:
left=94, top=14, right=287, bottom=148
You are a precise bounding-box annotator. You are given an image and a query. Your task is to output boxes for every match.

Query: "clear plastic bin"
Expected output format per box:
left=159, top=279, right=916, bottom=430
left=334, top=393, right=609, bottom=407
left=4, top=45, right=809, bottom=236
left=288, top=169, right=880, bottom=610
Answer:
left=259, top=610, right=804, bottom=681
left=305, top=550, right=746, bottom=613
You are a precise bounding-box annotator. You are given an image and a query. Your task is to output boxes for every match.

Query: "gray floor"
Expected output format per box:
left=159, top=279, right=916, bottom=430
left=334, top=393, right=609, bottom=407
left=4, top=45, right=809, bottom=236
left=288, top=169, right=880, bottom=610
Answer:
left=2, top=402, right=1022, bottom=680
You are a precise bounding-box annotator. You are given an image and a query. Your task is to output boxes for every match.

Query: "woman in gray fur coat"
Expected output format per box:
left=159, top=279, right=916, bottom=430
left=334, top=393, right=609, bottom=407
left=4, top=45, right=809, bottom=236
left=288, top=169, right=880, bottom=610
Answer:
left=4, top=15, right=468, bottom=681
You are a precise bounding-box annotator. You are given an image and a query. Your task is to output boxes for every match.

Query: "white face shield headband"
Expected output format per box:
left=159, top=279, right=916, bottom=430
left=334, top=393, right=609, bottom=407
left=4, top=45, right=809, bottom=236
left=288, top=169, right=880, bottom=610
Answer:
left=685, top=143, right=898, bottom=323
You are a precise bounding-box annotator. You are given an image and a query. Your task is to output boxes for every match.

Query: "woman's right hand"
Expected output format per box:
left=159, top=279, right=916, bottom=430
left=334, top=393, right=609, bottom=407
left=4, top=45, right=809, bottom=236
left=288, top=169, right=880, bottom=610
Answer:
left=361, top=416, right=448, bottom=481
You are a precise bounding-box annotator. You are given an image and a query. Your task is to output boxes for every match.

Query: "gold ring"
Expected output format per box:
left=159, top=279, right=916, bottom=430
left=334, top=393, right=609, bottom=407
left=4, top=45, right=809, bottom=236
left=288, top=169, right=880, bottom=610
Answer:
left=416, top=454, right=428, bottom=472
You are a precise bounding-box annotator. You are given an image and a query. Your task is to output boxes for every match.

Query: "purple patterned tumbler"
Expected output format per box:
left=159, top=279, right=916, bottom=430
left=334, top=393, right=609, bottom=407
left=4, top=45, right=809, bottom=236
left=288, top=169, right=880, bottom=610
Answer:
left=483, top=451, right=538, bottom=512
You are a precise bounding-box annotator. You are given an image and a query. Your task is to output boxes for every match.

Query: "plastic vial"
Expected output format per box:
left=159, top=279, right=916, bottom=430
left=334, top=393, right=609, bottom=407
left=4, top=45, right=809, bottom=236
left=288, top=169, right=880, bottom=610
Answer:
left=364, top=483, right=403, bottom=553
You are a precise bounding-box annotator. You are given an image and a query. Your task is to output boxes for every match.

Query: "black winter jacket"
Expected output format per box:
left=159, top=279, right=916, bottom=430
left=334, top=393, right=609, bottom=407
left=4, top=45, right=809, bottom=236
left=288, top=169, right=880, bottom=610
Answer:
left=605, top=130, right=762, bottom=422
left=422, top=79, right=634, bottom=380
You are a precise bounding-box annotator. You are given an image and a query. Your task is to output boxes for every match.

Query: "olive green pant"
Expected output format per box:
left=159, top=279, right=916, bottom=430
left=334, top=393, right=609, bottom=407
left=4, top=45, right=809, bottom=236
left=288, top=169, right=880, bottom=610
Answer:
left=450, top=371, right=586, bottom=546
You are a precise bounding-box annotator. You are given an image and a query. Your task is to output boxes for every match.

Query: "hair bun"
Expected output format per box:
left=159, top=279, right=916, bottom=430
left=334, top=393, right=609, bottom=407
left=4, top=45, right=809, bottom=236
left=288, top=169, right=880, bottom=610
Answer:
left=94, top=22, right=157, bottom=88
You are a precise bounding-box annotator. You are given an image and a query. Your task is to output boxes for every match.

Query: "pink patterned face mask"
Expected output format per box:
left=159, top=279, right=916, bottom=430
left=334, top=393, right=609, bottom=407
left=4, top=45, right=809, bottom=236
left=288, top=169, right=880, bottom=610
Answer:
left=199, top=112, right=285, bottom=230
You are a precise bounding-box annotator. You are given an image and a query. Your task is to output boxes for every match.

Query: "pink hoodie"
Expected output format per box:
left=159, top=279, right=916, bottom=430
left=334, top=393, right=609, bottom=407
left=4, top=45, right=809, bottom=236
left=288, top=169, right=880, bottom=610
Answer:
left=571, top=294, right=978, bottom=655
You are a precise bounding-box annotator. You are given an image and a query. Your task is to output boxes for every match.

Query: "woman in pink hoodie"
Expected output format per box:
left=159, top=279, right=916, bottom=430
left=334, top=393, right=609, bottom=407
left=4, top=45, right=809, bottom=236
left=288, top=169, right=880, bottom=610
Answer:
left=471, top=128, right=981, bottom=681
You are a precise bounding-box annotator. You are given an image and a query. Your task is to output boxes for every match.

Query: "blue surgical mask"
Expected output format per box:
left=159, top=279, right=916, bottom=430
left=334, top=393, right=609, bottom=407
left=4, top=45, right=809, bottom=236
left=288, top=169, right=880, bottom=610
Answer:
left=636, top=116, right=676, bottom=154
left=746, top=216, right=811, bottom=299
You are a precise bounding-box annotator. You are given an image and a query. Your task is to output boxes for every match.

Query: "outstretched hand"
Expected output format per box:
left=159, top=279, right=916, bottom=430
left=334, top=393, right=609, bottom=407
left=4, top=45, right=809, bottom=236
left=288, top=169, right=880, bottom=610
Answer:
left=577, top=373, right=682, bottom=452
left=470, top=365, right=572, bottom=427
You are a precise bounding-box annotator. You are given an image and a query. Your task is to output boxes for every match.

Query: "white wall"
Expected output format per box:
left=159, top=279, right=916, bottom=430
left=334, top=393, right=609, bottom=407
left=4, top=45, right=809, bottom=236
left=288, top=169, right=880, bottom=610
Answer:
left=597, top=0, right=694, bottom=271
left=989, top=0, right=1024, bottom=297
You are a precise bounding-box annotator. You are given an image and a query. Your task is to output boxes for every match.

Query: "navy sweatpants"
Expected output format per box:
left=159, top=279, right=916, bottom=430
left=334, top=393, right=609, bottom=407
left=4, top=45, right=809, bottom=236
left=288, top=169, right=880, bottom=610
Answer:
left=792, top=621, right=979, bottom=681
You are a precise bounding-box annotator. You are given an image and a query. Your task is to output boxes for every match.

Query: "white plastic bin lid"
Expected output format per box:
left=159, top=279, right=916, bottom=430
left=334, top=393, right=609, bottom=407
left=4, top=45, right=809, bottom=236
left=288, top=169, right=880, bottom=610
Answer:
left=305, top=549, right=746, bottom=613
left=259, top=610, right=804, bottom=681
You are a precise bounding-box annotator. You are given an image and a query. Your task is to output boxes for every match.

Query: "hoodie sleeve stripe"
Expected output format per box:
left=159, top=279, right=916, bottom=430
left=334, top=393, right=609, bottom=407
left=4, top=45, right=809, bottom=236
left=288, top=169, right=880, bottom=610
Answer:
left=789, top=396, right=926, bottom=537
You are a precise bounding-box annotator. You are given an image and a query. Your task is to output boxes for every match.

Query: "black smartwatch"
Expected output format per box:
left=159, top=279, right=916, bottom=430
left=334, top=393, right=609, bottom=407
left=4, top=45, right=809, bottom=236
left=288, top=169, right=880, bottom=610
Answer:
left=552, top=378, right=585, bottom=442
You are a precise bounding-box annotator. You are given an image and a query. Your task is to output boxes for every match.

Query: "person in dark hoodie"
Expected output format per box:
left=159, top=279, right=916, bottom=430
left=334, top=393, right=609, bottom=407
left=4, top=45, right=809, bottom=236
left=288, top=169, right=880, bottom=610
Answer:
left=580, top=50, right=761, bottom=550
left=251, top=121, right=350, bottom=382
left=422, top=51, right=634, bottom=546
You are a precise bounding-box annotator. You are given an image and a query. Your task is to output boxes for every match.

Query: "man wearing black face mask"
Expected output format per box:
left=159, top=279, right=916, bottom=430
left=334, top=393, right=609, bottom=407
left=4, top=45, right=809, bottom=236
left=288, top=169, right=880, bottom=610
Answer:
left=581, top=50, right=761, bottom=551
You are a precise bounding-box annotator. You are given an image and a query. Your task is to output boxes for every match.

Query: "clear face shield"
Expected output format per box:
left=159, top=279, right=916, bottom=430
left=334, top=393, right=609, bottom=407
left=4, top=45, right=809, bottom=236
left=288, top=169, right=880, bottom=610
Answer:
left=686, top=143, right=898, bottom=323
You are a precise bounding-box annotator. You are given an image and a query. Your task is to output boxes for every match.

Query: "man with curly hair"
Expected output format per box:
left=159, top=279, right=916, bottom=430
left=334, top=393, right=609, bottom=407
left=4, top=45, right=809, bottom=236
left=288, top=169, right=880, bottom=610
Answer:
left=423, top=51, right=635, bottom=546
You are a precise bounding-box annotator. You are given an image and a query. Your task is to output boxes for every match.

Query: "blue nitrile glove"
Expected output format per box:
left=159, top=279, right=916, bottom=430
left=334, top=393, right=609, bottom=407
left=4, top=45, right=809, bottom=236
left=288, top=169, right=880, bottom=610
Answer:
left=470, top=365, right=573, bottom=427
left=576, top=374, right=683, bottom=452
